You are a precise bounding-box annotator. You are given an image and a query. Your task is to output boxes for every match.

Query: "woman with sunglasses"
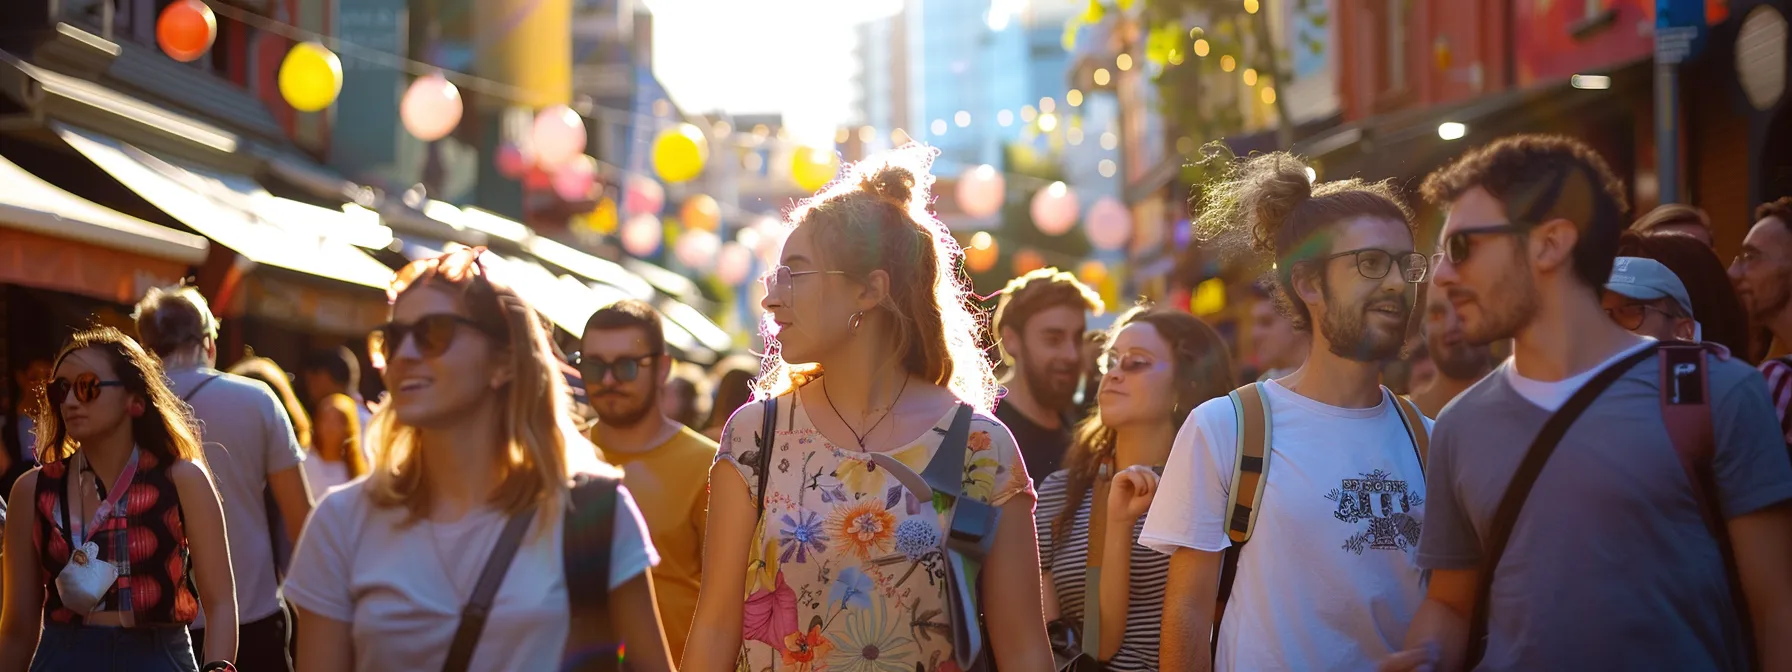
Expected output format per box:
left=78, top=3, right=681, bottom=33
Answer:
left=1037, top=307, right=1235, bottom=670
left=0, top=327, right=236, bottom=672
left=281, top=247, right=674, bottom=672
left=686, top=146, right=1054, bottom=671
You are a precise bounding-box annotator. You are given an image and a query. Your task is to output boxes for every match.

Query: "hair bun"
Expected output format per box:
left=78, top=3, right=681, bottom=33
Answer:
left=861, top=165, right=917, bottom=209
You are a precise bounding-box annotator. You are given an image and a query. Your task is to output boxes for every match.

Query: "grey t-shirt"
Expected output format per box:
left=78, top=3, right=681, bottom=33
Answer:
left=168, top=367, right=307, bottom=627
left=1420, top=346, right=1792, bottom=671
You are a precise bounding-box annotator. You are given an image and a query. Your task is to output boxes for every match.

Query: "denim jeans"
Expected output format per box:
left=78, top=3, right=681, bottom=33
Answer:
left=30, top=622, right=198, bottom=672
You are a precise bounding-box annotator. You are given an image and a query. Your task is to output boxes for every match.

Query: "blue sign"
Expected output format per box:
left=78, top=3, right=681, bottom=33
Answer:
left=1655, top=0, right=1708, bottom=64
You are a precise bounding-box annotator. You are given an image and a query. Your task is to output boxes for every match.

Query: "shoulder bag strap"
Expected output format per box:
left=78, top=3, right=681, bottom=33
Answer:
left=1213, top=382, right=1269, bottom=652
left=1390, top=390, right=1429, bottom=469
left=756, top=397, right=779, bottom=516
left=441, top=503, right=541, bottom=672
left=1465, top=344, right=1660, bottom=665
left=917, top=404, right=990, bottom=671
left=1080, top=462, right=1110, bottom=658
left=562, top=474, right=623, bottom=672
left=181, top=375, right=222, bottom=404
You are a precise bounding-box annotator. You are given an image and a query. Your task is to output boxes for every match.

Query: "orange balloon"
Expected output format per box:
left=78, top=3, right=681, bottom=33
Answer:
left=966, top=239, right=999, bottom=273
left=1013, top=249, right=1047, bottom=276
left=680, top=194, right=721, bottom=232
left=157, top=0, right=216, bottom=63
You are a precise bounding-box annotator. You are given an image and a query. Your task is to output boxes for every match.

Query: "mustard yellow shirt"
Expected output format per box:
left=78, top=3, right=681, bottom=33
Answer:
left=590, top=425, right=717, bottom=664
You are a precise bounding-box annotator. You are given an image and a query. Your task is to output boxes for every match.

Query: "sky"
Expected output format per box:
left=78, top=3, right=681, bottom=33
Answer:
left=644, top=0, right=902, bottom=145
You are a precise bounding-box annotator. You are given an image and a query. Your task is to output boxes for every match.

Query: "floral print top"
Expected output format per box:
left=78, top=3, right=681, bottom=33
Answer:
left=717, top=395, right=1034, bottom=672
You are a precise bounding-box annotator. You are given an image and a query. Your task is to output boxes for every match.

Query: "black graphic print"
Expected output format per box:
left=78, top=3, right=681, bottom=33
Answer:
left=1324, top=469, right=1423, bottom=555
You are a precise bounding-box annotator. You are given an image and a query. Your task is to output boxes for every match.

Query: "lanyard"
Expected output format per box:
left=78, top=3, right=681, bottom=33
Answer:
left=69, top=447, right=140, bottom=551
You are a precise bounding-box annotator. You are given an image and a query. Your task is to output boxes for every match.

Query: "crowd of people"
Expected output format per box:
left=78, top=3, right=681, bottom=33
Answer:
left=0, top=135, right=1787, bottom=671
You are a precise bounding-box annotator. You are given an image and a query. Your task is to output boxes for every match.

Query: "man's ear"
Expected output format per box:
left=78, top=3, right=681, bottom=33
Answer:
left=1530, top=218, right=1580, bottom=274
left=1291, top=266, right=1325, bottom=318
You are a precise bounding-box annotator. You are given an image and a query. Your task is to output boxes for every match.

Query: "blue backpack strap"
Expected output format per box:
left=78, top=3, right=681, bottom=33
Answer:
left=919, top=404, right=992, bottom=671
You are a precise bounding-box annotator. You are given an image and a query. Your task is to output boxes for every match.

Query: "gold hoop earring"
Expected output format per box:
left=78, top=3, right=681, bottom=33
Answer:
left=848, top=311, right=865, bottom=334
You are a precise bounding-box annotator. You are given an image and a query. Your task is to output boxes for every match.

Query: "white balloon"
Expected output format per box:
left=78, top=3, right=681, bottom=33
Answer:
left=532, top=105, right=587, bottom=168
left=675, top=228, right=721, bottom=270
left=1086, top=196, right=1133, bottom=251
left=956, top=164, right=1006, bottom=218
left=1030, top=181, right=1079, bottom=236
left=621, top=213, right=662, bottom=257
left=716, top=242, right=754, bottom=285
left=400, top=74, right=463, bottom=141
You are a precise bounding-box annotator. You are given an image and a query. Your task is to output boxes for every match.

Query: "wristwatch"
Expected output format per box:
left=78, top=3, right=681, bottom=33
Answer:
left=200, top=662, right=237, bottom=672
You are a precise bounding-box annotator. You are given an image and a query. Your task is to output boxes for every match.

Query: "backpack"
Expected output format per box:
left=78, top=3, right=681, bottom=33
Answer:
left=1211, top=383, right=1429, bottom=642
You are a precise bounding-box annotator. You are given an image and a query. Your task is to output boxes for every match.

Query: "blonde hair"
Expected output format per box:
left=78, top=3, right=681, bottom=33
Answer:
left=363, top=247, right=608, bottom=523
left=752, top=144, right=999, bottom=411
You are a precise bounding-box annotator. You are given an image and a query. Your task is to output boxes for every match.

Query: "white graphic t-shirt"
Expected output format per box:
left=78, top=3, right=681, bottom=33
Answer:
left=1140, top=380, right=1431, bottom=671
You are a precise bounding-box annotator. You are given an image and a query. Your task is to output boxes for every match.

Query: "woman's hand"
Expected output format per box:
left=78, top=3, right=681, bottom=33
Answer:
left=1107, top=465, right=1160, bottom=524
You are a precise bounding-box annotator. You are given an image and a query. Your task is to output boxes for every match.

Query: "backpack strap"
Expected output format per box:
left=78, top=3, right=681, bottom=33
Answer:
left=562, top=473, right=622, bottom=671
left=918, top=404, right=992, bottom=671
left=1391, top=390, right=1429, bottom=469
left=1212, top=382, right=1270, bottom=650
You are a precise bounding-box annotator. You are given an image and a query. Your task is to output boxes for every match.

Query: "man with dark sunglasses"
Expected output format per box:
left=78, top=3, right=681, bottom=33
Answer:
left=579, top=299, right=716, bottom=665
left=1387, top=135, right=1792, bottom=671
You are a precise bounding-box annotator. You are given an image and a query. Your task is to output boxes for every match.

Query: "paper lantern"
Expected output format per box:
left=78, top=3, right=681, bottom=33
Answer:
left=681, top=194, right=722, bottom=232
left=552, top=156, right=597, bottom=201
left=956, top=164, right=1006, bottom=218
left=1013, top=248, right=1047, bottom=275
left=791, top=147, right=841, bottom=193
left=675, top=228, right=721, bottom=270
left=1030, top=182, right=1079, bottom=236
left=278, top=42, right=343, bottom=112
left=587, top=197, right=619, bottom=235
left=1077, top=260, right=1109, bottom=287
left=965, top=238, right=999, bottom=273
left=156, top=0, right=216, bottom=62
left=622, top=176, right=665, bottom=216
left=496, top=143, right=528, bottom=179
left=621, top=214, right=663, bottom=256
left=532, top=105, right=587, bottom=169
left=716, top=242, right=754, bottom=285
left=652, top=124, right=709, bottom=183
left=1192, top=277, right=1227, bottom=316
left=400, top=74, right=463, bottom=141
left=1086, top=197, right=1133, bottom=250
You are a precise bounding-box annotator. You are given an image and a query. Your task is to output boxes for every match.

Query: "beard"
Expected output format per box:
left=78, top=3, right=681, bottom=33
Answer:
left=595, top=385, right=659, bottom=429
left=1318, top=280, right=1410, bottom=363
left=1749, top=272, right=1792, bottom=323
left=1458, top=253, right=1540, bottom=346
left=1023, top=358, right=1080, bottom=412
left=1433, top=343, right=1493, bottom=380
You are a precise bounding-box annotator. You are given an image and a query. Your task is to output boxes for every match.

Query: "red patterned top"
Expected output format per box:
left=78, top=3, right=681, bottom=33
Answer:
left=32, top=452, right=198, bottom=624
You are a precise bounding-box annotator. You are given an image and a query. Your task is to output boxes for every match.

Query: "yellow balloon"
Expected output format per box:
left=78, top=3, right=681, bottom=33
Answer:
left=681, top=194, right=721, bottom=232
left=279, top=42, right=343, bottom=112
left=652, top=124, right=708, bottom=183
left=587, top=197, right=619, bottom=235
left=791, top=147, right=841, bottom=193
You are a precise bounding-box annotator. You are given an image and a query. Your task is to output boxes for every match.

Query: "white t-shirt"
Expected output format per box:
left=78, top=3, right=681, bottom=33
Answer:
left=1503, top=340, right=1656, bottom=411
left=283, top=477, right=658, bottom=672
left=301, top=455, right=354, bottom=496
left=1140, top=380, right=1431, bottom=671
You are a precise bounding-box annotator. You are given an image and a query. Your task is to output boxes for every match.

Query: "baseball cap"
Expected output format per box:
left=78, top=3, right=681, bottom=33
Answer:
left=1606, top=257, right=1694, bottom=317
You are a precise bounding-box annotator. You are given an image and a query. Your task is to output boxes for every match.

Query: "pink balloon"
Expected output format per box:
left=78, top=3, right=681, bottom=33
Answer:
left=1030, top=181, right=1079, bottom=236
left=956, top=164, right=1006, bottom=218
left=716, top=242, right=754, bottom=285
left=400, top=74, right=462, bottom=141
left=552, top=156, right=596, bottom=201
left=532, top=105, right=587, bottom=168
left=495, top=144, right=528, bottom=179
left=675, top=229, right=721, bottom=270
left=621, top=214, right=662, bottom=256
left=1086, top=196, right=1133, bottom=251
left=622, top=175, right=666, bottom=216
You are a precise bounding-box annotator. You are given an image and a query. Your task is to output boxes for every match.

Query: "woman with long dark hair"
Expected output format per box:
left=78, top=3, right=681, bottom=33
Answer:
left=0, top=328, right=236, bottom=672
left=1037, top=307, right=1235, bottom=669
left=1616, top=230, right=1753, bottom=361
left=686, top=146, right=1054, bottom=670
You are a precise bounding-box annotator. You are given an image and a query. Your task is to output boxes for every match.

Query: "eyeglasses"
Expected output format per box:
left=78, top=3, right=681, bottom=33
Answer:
left=1605, top=302, right=1682, bottom=331
left=1099, top=352, right=1160, bottom=375
left=576, top=353, right=662, bottom=383
left=1434, top=223, right=1527, bottom=268
left=760, top=265, right=850, bottom=306
left=1312, top=248, right=1431, bottom=283
left=47, top=373, right=124, bottom=406
left=368, top=314, right=488, bottom=362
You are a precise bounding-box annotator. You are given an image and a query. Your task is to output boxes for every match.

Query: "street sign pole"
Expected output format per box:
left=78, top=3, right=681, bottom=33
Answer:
left=1653, top=0, right=1706, bottom=205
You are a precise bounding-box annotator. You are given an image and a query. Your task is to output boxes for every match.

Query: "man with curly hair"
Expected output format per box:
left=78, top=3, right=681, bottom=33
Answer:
left=1389, top=137, right=1792, bottom=671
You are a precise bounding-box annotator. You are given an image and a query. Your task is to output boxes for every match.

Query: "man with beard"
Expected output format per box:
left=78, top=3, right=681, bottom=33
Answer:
left=1410, top=291, right=1495, bottom=418
left=1143, top=151, right=1433, bottom=671
left=581, top=299, right=717, bottom=664
left=1386, top=136, right=1792, bottom=671
left=992, top=267, right=1104, bottom=484
left=1731, top=196, right=1792, bottom=447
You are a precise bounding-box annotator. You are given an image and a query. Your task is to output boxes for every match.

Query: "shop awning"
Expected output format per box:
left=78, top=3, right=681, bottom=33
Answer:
left=55, top=124, right=396, bottom=290
left=0, top=153, right=207, bottom=265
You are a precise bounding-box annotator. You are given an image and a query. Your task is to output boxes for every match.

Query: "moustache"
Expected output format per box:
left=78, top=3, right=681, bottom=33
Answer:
left=1364, top=298, right=1411, bottom=315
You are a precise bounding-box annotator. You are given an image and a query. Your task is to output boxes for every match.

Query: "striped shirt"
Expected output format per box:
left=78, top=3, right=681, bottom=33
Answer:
left=1036, top=469, right=1170, bottom=671
left=1758, top=358, right=1792, bottom=446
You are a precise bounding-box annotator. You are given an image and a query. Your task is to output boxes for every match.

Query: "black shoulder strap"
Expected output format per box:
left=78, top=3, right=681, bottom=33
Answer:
left=562, top=473, right=623, bottom=671
left=1465, top=344, right=1659, bottom=665
left=442, top=502, right=540, bottom=672
left=756, top=397, right=779, bottom=515
left=181, top=374, right=222, bottom=404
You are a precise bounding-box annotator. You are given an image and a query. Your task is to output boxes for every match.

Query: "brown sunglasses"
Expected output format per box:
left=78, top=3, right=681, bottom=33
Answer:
left=46, top=373, right=125, bottom=405
left=368, top=314, right=492, bottom=362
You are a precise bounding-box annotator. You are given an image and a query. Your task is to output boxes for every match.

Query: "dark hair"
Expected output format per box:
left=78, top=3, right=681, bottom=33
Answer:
left=992, top=268, right=1105, bottom=363
left=1421, top=134, right=1629, bottom=291
left=302, top=346, right=361, bottom=391
left=133, top=285, right=220, bottom=358
left=1631, top=203, right=1711, bottom=235
left=1050, top=306, right=1237, bottom=550
left=1194, top=151, right=1413, bottom=331
left=35, top=327, right=203, bottom=465
left=583, top=299, right=666, bottom=356
left=1616, top=230, right=1754, bottom=362
left=707, top=357, right=758, bottom=430
left=1759, top=197, right=1792, bottom=228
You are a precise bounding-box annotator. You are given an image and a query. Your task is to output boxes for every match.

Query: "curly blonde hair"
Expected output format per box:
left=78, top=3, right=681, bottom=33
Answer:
left=752, top=144, right=999, bottom=411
